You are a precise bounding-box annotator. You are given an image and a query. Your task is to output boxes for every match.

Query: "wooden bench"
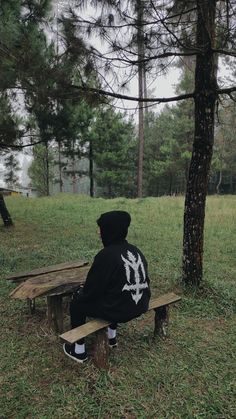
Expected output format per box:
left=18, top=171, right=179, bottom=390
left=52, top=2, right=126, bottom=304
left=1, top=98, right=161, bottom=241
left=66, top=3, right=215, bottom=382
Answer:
left=8, top=261, right=90, bottom=333
left=60, top=292, right=181, bottom=369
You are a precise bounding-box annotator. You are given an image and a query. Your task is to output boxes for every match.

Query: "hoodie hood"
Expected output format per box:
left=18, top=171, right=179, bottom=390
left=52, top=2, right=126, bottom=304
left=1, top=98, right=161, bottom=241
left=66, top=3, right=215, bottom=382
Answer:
left=97, top=211, right=131, bottom=247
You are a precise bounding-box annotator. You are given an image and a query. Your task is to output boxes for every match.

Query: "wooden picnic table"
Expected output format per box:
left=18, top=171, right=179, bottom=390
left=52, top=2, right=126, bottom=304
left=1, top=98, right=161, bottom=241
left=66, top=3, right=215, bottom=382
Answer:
left=8, top=260, right=90, bottom=333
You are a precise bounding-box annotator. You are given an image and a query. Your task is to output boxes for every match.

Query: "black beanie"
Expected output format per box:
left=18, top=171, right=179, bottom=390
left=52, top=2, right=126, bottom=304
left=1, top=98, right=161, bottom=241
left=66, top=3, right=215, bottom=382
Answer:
left=97, top=211, right=131, bottom=246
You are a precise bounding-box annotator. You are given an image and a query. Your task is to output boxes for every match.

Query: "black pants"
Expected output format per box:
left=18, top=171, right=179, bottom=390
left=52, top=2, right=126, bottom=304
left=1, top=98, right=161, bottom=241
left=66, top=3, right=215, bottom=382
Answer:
left=70, top=290, right=117, bottom=344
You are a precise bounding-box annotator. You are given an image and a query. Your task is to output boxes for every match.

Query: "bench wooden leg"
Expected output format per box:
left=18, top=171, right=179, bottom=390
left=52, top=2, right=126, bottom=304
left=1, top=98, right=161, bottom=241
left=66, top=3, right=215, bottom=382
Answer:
left=27, top=298, right=36, bottom=314
left=154, top=306, right=169, bottom=338
left=47, top=296, right=63, bottom=333
left=93, top=329, right=109, bottom=369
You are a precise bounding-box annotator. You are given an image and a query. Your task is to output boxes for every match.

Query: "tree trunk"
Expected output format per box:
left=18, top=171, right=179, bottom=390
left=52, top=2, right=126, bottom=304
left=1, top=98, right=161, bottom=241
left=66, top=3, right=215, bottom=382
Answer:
left=143, top=62, right=148, bottom=121
left=72, top=141, right=77, bottom=194
left=216, top=170, right=222, bottom=194
left=58, top=141, right=63, bottom=193
left=0, top=193, right=13, bottom=227
left=230, top=171, right=234, bottom=194
left=169, top=173, right=173, bottom=195
left=89, top=141, right=94, bottom=197
left=45, top=142, right=50, bottom=196
left=183, top=0, right=217, bottom=286
left=108, top=183, right=112, bottom=198
left=137, top=0, right=144, bottom=198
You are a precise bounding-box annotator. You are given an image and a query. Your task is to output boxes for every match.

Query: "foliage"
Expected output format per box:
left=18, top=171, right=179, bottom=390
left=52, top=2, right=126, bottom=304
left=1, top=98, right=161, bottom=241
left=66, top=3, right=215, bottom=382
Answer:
left=0, top=0, right=53, bottom=149
left=28, top=144, right=54, bottom=196
left=0, top=0, right=99, bottom=154
left=211, top=100, right=236, bottom=193
left=55, top=100, right=95, bottom=175
left=144, top=66, right=194, bottom=196
left=143, top=65, right=236, bottom=197
left=144, top=108, right=178, bottom=195
left=92, top=108, right=137, bottom=197
left=4, top=153, right=20, bottom=188
left=0, top=195, right=236, bottom=417
left=0, top=93, right=21, bottom=151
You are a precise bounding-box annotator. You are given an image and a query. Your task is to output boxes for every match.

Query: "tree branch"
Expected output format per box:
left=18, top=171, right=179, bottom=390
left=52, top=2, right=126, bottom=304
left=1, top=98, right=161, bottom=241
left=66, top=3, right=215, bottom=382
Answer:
left=213, top=48, right=236, bottom=57
left=0, top=138, right=47, bottom=150
left=89, top=47, right=198, bottom=66
left=66, top=84, right=195, bottom=103
left=61, top=83, right=236, bottom=105
left=72, top=6, right=197, bottom=30
left=217, top=86, right=236, bottom=95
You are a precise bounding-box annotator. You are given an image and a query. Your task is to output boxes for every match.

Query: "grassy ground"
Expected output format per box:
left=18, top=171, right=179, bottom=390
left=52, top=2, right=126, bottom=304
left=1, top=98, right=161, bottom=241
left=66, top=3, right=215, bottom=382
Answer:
left=0, top=194, right=235, bottom=419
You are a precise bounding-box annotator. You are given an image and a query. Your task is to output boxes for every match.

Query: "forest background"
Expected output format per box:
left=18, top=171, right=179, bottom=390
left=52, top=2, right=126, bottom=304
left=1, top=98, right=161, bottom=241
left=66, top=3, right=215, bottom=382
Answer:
left=1, top=0, right=235, bottom=198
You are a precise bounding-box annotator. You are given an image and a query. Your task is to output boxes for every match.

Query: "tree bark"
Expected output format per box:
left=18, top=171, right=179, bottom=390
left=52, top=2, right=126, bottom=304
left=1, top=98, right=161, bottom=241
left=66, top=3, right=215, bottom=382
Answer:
left=169, top=173, right=173, bottom=195
left=143, top=62, right=148, bottom=121
left=71, top=140, right=77, bottom=194
left=137, top=0, right=144, bottom=198
left=0, top=193, right=13, bottom=227
left=216, top=170, right=222, bottom=194
left=183, top=0, right=217, bottom=286
left=58, top=140, right=63, bottom=193
left=45, top=141, right=50, bottom=196
left=89, top=141, right=94, bottom=197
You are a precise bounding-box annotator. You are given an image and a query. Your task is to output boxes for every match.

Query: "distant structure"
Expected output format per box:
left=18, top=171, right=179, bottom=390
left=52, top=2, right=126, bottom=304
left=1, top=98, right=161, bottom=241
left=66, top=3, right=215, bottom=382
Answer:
left=0, top=186, right=37, bottom=197
left=0, top=187, right=22, bottom=197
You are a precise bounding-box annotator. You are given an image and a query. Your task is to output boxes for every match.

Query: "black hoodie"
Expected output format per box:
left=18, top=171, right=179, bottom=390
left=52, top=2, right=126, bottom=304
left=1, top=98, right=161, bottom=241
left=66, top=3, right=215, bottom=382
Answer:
left=80, top=211, right=151, bottom=322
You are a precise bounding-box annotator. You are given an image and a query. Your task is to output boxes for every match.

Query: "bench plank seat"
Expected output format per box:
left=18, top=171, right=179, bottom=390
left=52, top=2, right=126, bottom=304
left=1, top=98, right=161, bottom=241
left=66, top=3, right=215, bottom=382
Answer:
left=60, top=319, right=111, bottom=345
left=60, top=292, right=181, bottom=345
left=60, top=292, right=181, bottom=369
left=148, top=292, right=181, bottom=310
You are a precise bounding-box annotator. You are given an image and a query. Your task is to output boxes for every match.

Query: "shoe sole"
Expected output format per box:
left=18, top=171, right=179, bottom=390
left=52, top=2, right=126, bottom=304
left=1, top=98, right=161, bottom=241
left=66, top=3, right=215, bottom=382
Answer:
left=63, top=344, right=88, bottom=364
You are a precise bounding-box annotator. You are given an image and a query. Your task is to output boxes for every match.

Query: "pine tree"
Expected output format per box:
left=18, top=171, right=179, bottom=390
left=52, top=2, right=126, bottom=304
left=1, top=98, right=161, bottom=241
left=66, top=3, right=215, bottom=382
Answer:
left=0, top=93, right=20, bottom=151
left=0, top=0, right=52, bottom=147
left=212, top=100, right=236, bottom=194
left=144, top=64, right=194, bottom=196
left=28, top=144, right=54, bottom=196
left=92, top=108, right=136, bottom=198
left=4, top=153, right=20, bottom=189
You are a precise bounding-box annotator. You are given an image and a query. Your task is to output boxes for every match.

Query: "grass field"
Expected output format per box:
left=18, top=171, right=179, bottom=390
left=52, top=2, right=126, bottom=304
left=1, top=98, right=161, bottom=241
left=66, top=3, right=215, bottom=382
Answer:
left=0, top=194, right=236, bottom=418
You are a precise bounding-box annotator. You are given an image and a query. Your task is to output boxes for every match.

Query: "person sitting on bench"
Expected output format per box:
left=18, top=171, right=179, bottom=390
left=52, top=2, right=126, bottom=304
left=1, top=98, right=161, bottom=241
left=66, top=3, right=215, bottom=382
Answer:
left=63, top=210, right=151, bottom=363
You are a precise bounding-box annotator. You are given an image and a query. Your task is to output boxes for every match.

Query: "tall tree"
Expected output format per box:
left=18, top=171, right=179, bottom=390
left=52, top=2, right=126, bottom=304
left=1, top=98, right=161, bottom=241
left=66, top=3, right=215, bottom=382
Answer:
left=0, top=0, right=52, bottom=147
left=92, top=108, right=136, bottom=198
left=144, top=66, right=194, bottom=196
left=28, top=144, right=54, bottom=196
left=182, top=0, right=218, bottom=286
left=4, top=153, right=20, bottom=189
left=137, top=0, right=145, bottom=198
left=144, top=108, right=177, bottom=195
left=212, top=100, right=236, bottom=194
